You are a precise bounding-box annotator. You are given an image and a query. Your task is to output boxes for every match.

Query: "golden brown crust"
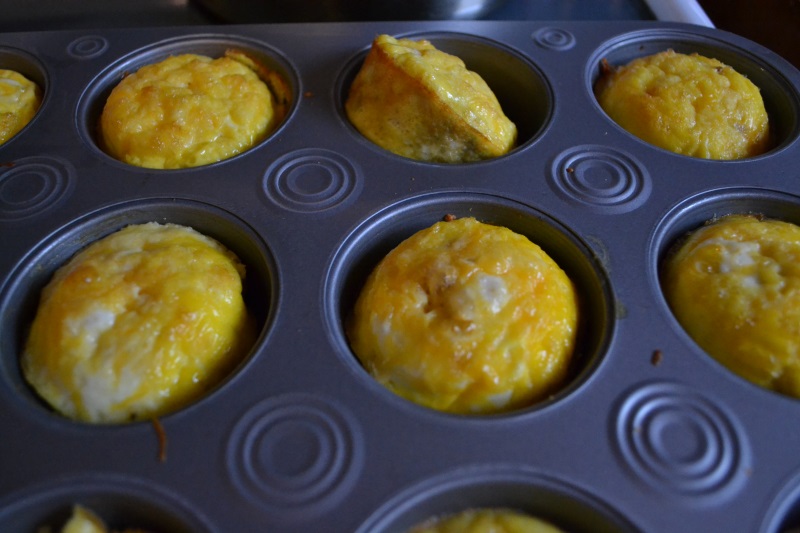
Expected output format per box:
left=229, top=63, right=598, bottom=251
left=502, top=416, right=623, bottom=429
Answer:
left=0, top=69, right=42, bottom=145
left=347, top=217, right=578, bottom=414
left=663, top=214, right=800, bottom=396
left=345, top=35, right=516, bottom=163
left=99, top=51, right=289, bottom=169
left=21, top=223, right=256, bottom=423
left=224, top=48, right=292, bottom=124
left=409, top=508, right=564, bottom=533
left=595, top=50, right=770, bottom=160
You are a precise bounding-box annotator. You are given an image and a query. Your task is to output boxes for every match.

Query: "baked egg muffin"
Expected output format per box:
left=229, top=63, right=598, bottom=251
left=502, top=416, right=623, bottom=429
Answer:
left=662, top=214, right=800, bottom=397
left=99, top=50, right=290, bottom=169
left=347, top=216, right=578, bottom=414
left=0, top=69, right=42, bottom=145
left=594, top=49, right=770, bottom=160
left=409, top=508, right=564, bottom=533
left=22, top=222, right=256, bottom=423
left=46, top=505, right=149, bottom=533
left=345, top=34, right=517, bottom=163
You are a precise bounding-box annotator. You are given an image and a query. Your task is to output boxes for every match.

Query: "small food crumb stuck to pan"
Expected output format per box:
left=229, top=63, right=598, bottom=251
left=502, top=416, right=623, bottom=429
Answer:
left=651, top=349, right=663, bottom=367
left=152, top=417, right=167, bottom=463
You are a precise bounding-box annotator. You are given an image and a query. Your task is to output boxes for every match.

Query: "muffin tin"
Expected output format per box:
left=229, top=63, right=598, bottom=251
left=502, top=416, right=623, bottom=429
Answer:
left=0, top=19, right=799, bottom=532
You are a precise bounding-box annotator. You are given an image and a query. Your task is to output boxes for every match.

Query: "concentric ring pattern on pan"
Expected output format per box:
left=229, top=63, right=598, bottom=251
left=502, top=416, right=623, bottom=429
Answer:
left=0, top=20, right=799, bottom=533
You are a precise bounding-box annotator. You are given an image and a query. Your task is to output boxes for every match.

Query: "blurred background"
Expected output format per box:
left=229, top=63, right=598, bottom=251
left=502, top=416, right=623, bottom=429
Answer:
left=698, top=0, right=799, bottom=69
left=0, top=0, right=797, bottom=69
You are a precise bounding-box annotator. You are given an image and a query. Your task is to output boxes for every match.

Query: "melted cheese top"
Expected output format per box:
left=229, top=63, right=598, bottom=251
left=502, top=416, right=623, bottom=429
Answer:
left=51, top=505, right=148, bottom=533
left=595, top=50, right=770, bottom=160
left=0, top=69, right=41, bottom=145
left=345, top=35, right=517, bottom=163
left=347, top=217, right=578, bottom=414
left=22, top=222, right=255, bottom=423
left=663, top=214, right=800, bottom=396
left=409, top=508, right=564, bottom=533
left=100, top=53, right=279, bottom=169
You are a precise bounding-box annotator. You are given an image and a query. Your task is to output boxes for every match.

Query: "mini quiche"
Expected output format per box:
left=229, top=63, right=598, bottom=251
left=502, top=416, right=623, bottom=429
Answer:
left=0, top=69, right=42, bottom=145
left=347, top=217, right=578, bottom=414
left=595, top=49, right=770, bottom=160
left=51, top=505, right=150, bottom=533
left=100, top=50, right=289, bottom=169
left=409, top=508, right=564, bottom=533
left=22, top=222, right=255, bottom=423
left=662, top=214, right=800, bottom=396
left=345, top=35, right=517, bottom=163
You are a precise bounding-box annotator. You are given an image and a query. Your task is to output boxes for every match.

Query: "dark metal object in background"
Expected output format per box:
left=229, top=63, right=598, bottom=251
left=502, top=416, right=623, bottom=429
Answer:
left=0, top=0, right=655, bottom=32
left=193, top=0, right=510, bottom=23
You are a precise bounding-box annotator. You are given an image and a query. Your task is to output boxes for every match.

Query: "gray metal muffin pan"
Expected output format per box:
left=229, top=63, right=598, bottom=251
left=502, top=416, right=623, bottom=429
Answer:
left=0, top=20, right=798, bottom=532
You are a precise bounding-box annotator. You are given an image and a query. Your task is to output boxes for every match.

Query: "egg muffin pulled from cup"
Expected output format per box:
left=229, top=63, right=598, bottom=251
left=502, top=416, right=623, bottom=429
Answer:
left=594, top=50, right=770, bottom=160
left=22, top=222, right=256, bottom=424
left=345, top=35, right=517, bottom=163
left=347, top=217, right=578, bottom=415
left=662, top=214, right=800, bottom=397
left=99, top=50, right=290, bottom=169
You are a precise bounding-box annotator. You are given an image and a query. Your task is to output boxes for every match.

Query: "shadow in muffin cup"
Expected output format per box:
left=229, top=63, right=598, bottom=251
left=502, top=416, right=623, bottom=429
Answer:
left=762, top=470, right=800, bottom=533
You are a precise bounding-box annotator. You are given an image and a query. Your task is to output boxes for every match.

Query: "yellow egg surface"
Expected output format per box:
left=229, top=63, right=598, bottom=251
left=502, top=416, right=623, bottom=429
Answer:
left=0, top=69, right=42, bottom=145
left=61, top=505, right=106, bottom=533
left=22, top=222, right=256, bottom=423
left=49, top=505, right=150, bottom=533
left=409, top=508, right=564, bottom=533
left=594, top=50, right=770, bottom=160
left=345, top=34, right=517, bottom=163
left=100, top=50, right=289, bottom=169
left=662, top=214, right=800, bottom=397
left=347, top=217, right=578, bottom=414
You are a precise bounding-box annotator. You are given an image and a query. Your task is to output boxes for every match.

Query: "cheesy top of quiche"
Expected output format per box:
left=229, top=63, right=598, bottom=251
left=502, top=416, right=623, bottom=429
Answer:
left=663, top=214, right=800, bottom=396
left=100, top=52, right=286, bottom=169
left=409, top=508, right=564, bottom=533
left=0, top=68, right=42, bottom=145
left=22, top=222, right=255, bottom=423
left=348, top=217, right=578, bottom=414
left=345, top=35, right=517, bottom=163
left=595, top=50, right=770, bottom=160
